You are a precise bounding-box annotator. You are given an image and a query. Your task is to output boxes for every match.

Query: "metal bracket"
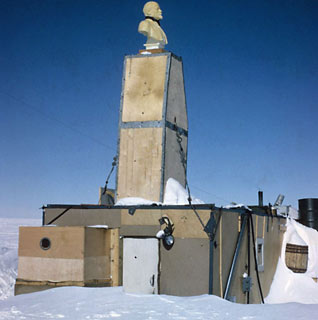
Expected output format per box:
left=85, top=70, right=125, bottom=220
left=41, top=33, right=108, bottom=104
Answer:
left=242, top=276, right=252, bottom=293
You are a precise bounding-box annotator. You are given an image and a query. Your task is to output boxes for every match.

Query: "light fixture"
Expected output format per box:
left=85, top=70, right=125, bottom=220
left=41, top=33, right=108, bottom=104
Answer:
left=158, top=216, right=175, bottom=250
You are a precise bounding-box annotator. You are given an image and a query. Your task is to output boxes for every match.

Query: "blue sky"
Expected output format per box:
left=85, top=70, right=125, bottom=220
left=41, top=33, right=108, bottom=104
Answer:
left=1, top=0, right=317, bottom=218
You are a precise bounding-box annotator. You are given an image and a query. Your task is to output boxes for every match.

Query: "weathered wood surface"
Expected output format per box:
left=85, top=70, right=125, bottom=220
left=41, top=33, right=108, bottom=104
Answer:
left=122, top=55, right=167, bottom=122
left=117, top=127, right=163, bottom=201
left=285, top=243, right=308, bottom=273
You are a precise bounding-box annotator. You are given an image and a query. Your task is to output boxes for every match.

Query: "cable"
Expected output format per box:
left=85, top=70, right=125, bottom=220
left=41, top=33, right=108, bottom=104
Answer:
left=190, top=184, right=231, bottom=204
left=46, top=206, right=72, bottom=225
left=175, top=129, right=205, bottom=229
left=102, top=156, right=118, bottom=195
left=247, top=211, right=251, bottom=304
left=219, top=214, right=223, bottom=298
left=1, top=90, right=117, bottom=151
left=249, top=211, right=265, bottom=303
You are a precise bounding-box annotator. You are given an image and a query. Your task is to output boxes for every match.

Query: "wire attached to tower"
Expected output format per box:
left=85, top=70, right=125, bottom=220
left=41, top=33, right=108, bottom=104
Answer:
left=175, top=127, right=205, bottom=230
left=102, top=156, right=118, bottom=195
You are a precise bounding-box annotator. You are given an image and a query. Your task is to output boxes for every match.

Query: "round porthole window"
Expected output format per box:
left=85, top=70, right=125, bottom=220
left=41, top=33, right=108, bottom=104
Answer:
left=40, top=237, right=51, bottom=250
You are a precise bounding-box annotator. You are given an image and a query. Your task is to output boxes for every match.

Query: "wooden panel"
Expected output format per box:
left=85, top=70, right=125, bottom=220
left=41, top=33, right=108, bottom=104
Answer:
left=121, top=209, right=162, bottom=226
left=109, top=228, right=120, bottom=286
left=18, top=227, right=84, bottom=259
left=44, top=208, right=121, bottom=227
left=166, top=56, right=188, bottom=130
left=164, top=210, right=210, bottom=239
left=164, top=127, right=187, bottom=190
left=84, top=228, right=107, bottom=257
left=117, top=127, right=163, bottom=201
left=228, top=215, right=285, bottom=303
left=18, top=257, right=84, bottom=282
left=160, top=238, right=209, bottom=296
left=120, top=225, right=161, bottom=237
left=122, top=55, right=167, bottom=122
left=84, top=256, right=109, bottom=281
left=121, top=209, right=210, bottom=239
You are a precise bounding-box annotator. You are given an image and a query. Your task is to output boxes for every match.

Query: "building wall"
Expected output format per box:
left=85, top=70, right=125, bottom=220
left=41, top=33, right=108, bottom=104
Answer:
left=119, top=208, right=284, bottom=302
left=40, top=206, right=285, bottom=302
left=17, top=226, right=120, bottom=286
left=18, top=226, right=85, bottom=282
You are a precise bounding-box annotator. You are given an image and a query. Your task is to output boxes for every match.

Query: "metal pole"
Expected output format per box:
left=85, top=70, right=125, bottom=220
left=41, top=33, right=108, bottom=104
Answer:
left=224, top=214, right=247, bottom=300
left=209, top=233, right=213, bottom=294
left=247, top=213, right=251, bottom=304
left=258, top=191, right=263, bottom=206
left=208, top=210, right=215, bottom=294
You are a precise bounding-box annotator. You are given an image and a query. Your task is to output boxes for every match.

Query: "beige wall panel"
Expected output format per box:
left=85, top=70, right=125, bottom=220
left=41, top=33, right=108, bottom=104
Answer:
left=84, top=228, right=107, bottom=258
left=108, top=228, right=120, bottom=286
left=166, top=57, right=188, bottom=130
left=165, top=210, right=210, bottom=239
left=122, top=56, right=167, bottom=122
left=18, top=257, right=83, bottom=282
left=226, top=216, right=285, bottom=303
left=212, top=211, right=240, bottom=298
left=121, top=209, right=211, bottom=239
left=257, top=217, right=284, bottom=300
left=121, top=209, right=162, bottom=226
left=160, top=238, right=209, bottom=296
left=18, top=227, right=84, bottom=259
left=120, top=225, right=160, bottom=237
left=84, top=256, right=109, bottom=281
left=117, top=128, right=163, bottom=201
left=163, top=128, right=187, bottom=190
left=44, top=208, right=121, bottom=227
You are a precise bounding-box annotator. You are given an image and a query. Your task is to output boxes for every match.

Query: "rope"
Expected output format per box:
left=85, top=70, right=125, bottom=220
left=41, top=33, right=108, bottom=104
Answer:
left=102, top=156, right=118, bottom=195
left=249, top=212, right=265, bottom=303
left=175, top=129, right=205, bottom=230
left=219, top=214, right=223, bottom=298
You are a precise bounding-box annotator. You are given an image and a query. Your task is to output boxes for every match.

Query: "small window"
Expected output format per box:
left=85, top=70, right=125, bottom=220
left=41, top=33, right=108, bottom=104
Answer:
left=40, top=237, right=51, bottom=250
left=256, top=238, right=264, bottom=272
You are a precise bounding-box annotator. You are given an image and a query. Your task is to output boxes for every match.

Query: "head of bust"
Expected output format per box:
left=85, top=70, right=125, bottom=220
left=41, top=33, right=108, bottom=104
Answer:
left=143, top=1, right=163, bottom=20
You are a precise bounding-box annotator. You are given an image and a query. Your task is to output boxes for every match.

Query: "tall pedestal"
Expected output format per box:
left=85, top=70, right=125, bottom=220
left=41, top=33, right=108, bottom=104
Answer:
left=116, top=52, right=188, bottom=202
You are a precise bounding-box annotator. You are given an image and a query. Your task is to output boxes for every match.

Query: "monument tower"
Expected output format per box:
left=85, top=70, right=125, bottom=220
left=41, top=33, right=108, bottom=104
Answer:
left=116, top=1, right=188, bottom=202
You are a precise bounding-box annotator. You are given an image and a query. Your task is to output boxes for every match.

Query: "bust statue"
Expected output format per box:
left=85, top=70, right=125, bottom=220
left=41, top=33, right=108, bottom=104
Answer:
left=138, top=1, right=168, bottom=50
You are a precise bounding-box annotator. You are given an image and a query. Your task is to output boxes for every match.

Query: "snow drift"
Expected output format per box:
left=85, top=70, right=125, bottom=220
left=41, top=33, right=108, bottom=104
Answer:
left=266, top=218, right=318, bottom=304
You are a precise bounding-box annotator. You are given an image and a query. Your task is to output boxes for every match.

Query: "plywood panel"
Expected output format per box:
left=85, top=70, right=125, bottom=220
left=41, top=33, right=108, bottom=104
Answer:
left=121, top=209, right=162, bottom=226
left=84, top=256, right=109, bottom=281
left=18, top=227, right=84, bottom=259
left=122, top=55, right=167, bottom=122
left=160, top=238, right=209, bottom=296
left=224, top=215, right=284, bottom=303
left=18, top=257, right=84, bottom=282
left=121, top=209, right=210, bottom=239
left=166, top=57, right=188, bottom=130
left=109, top=228, right=120, bottom=286
left=164, top=127, right=187, bottom=191
left=117, top=127, right=163, bottom=201
left=84, top=228, right=107, bottom=257
left=44, top=208, right=121, bottom=227
left=165, top=209, right=210, bottom=239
